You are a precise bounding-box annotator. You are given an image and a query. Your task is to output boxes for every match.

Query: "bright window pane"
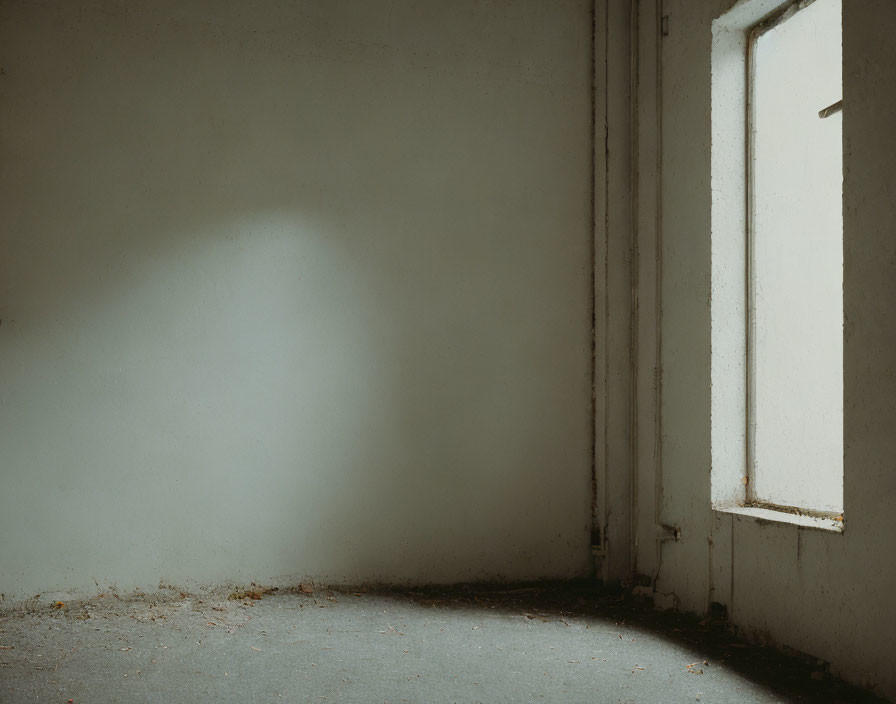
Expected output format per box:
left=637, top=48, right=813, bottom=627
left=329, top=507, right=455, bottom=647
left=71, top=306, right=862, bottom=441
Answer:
left=751, top=0, right=843, bottom=512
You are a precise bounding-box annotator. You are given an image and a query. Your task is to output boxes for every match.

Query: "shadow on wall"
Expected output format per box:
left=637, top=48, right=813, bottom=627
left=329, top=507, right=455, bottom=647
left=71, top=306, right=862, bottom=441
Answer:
left=0, top=1, right=593, bottom=597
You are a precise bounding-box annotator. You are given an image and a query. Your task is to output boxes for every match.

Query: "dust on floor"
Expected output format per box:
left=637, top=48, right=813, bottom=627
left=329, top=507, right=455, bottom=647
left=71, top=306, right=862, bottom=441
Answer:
left=0, top=582, right=885, bottom=703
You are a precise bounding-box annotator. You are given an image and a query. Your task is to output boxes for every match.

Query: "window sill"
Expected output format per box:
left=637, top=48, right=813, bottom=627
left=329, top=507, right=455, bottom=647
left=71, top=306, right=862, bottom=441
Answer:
left=713, top=504, right=844, bottom=533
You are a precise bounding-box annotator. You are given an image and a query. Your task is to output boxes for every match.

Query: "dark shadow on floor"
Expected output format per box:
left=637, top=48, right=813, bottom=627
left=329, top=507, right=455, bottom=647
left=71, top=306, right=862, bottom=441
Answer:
left=344, top=580, right=887, bottom=704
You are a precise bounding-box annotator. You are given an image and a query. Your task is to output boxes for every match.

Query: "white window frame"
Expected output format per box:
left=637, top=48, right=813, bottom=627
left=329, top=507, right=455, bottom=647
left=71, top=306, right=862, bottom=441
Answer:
left=709, top=0, right=844, bottom=531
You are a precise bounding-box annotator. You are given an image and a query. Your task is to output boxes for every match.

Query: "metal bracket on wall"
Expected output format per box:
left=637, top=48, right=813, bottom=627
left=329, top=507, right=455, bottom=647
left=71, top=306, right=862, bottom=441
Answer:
left=657, top=523, right=681, bottom=542
left=818, top=99, right=843, bottom=118
left=591, top=525, right=609, bottom=557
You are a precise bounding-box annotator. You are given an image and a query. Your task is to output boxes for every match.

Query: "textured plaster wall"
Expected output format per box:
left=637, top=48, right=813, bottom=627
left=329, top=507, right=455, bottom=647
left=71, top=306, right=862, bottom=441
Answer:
left=642, top=0, right=896, bottom=698
left=0, top=0, right=594, bottom=600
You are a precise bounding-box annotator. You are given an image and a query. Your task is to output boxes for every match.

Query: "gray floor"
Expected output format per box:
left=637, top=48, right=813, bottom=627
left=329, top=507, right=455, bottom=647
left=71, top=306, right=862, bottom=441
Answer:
left=0, top=586, right=882, bottom=703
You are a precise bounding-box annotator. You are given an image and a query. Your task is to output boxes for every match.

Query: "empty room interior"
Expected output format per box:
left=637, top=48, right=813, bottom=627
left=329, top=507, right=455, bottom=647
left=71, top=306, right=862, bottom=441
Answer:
left=1, top=0, right=894, bottom=701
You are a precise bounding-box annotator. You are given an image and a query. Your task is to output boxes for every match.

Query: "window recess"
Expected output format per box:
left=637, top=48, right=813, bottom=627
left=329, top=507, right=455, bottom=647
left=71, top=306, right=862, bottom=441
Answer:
left=747, top=0, right=844, bottom=516
left=710, top=0, right=844, bottom=525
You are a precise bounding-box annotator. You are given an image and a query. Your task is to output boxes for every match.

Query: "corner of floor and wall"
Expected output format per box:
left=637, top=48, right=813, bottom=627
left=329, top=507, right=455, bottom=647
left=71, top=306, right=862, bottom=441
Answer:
left=608, top=0, right=896, bottom=700
left=1, top=0, right=893, bottom=701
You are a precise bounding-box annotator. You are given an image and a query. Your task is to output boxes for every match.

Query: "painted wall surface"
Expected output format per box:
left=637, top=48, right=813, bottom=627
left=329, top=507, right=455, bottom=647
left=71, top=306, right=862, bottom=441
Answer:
left=0, top=0, right=594, bottom=600
left=639, top=0, right=896, bottom=698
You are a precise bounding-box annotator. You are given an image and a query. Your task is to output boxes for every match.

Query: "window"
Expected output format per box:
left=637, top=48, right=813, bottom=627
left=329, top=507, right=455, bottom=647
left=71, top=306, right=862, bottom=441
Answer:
left=748, top=0, right=843, bottom=515
left=711, top=0, right=843, bottom=523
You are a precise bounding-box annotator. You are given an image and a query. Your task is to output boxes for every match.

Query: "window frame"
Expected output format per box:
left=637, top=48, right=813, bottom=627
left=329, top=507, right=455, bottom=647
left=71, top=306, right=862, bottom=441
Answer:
left=708, top=0, right=845, bottom=530
left=743, top=0, right=844, bottom=518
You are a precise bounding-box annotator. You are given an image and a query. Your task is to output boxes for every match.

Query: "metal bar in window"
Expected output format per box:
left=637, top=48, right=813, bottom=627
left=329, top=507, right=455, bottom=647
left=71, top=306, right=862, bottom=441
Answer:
left=818, top=99, right=843, bottom=118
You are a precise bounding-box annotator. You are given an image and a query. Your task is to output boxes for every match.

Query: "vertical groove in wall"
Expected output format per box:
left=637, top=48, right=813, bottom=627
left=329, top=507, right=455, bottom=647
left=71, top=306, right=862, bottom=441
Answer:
left=631, top=0, right=672, bottom=588
left=602, top=0, right=612, bottom=576
left=602, top=0, right=635, bottom=582
left=591, top=0, right=610, bottom=576
left=590, top=0, right=616, bottom=580
left=652, top=0, right=666, bottom=590
left=589, top=0, right=600, bottom=569
left=630, top=0, right=642, bottom=576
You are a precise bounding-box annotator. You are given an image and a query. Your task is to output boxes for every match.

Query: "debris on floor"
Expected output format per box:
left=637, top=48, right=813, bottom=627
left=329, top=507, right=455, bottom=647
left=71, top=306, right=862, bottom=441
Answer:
left=0, top=582, right=887, bottom=704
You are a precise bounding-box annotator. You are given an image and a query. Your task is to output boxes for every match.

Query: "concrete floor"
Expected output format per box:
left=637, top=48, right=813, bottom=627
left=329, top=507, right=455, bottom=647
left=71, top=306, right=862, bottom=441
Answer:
left=0, top=584, right=885, bottom=704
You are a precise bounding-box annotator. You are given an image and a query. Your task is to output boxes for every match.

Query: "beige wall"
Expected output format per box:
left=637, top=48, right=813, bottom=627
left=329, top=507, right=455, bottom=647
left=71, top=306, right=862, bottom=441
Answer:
left=7, top=0, right=891, bottom=696
left=633, top=0, right=896, bottom=698
left=0, top=0, right=595, bottom=599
